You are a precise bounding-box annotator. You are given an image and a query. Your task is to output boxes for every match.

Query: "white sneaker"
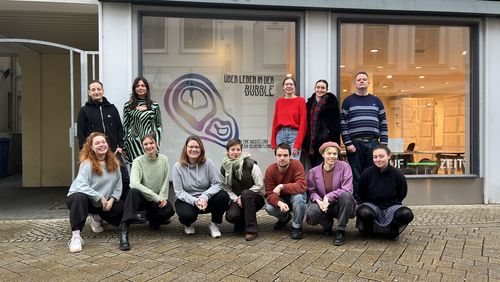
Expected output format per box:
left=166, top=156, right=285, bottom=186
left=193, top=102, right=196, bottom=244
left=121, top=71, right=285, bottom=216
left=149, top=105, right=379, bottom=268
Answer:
left=209, top=222, right=221, bottom=238
left=68, top=235, right=84, bottom=253
left=184, top=225, right=195, bottom=235
left=87, top=214, right=104, bottom=233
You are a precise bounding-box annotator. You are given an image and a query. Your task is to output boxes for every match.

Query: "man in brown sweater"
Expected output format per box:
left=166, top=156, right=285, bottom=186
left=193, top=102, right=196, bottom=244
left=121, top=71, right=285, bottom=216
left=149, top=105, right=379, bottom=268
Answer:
left=264, top=143, right=307, bottom=239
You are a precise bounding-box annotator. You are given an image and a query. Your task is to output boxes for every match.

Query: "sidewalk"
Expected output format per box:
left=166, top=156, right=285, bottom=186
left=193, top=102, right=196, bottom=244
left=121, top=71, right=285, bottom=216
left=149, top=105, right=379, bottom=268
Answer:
left=0, top=175, right=499, bottom=281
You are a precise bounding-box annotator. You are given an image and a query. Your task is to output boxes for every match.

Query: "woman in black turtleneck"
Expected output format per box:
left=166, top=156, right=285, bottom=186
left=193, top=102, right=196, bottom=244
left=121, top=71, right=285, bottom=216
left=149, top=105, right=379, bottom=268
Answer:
left=356, top=144, right=414, bottom=239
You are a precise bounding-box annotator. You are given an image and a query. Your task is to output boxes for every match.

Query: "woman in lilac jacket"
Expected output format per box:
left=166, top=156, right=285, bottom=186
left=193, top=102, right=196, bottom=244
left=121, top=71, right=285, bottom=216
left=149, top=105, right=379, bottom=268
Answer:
left=304, top=141, right=356, bottom=246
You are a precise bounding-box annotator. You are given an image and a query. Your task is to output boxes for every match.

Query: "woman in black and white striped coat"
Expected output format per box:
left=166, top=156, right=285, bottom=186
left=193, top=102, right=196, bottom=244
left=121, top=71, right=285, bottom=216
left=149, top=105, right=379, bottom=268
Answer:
left=123, top=77, right=162, bottom=164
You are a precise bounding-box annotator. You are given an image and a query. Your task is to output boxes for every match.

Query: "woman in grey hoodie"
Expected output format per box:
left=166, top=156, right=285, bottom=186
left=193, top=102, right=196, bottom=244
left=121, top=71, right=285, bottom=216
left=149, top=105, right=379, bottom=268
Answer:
left=173, top=135, right=230, bottom=238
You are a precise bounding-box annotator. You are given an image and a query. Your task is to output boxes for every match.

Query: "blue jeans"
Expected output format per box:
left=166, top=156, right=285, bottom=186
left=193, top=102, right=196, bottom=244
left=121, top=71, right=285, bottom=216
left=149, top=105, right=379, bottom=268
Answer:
left=264, top=192, right=306, bottom=229
left=276, top=127, right=301, bottom=160
left=347, top=138, right=379, bottom=201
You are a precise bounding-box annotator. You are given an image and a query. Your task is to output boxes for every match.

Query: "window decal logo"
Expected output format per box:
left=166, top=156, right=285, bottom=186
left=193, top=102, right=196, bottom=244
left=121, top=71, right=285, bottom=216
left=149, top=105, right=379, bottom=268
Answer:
left=164, top=73, right=239, bottom=147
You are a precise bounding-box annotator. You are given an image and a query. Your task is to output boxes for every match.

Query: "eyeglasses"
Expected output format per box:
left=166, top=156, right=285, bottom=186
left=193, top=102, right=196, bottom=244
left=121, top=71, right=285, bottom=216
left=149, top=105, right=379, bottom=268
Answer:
left=187, top=145, right=200, bottom=149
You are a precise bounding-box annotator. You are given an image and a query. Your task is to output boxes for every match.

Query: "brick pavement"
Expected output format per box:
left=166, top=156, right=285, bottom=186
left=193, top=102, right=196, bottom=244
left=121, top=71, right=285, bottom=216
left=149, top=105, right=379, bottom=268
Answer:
left=0, top=205, right=499, bottom=281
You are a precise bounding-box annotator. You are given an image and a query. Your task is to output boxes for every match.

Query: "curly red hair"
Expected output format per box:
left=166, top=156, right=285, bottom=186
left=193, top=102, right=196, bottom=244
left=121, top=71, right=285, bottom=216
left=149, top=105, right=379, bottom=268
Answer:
left=80, top=132, right=119, bottom=175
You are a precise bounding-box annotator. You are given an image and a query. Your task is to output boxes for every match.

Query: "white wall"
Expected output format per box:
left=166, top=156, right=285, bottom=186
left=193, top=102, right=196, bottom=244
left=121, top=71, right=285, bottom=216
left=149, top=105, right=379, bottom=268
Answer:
left=483, top=18, right=500, bottom=203
left=100, top=2, right=132, bottom=114
left=304, top=11, right=335, bottom=99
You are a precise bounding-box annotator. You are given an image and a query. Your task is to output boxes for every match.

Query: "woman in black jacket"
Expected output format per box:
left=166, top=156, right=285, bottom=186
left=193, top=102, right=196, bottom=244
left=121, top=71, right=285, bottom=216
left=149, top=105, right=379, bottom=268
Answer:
left=356, top=145, right=414, bottom=239
left=77, top=80, right=130, bottom=205
left=303, top=79, right=341, bottom=167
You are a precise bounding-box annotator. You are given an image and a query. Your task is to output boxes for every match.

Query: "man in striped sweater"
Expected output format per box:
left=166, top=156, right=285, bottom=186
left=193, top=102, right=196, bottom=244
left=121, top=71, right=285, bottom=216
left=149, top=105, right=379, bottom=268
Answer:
left=340, top=72, right=388, bottom=201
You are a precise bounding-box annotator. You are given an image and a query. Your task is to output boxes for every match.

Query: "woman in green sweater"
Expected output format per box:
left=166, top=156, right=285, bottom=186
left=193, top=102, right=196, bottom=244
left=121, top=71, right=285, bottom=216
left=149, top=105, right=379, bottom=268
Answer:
left=119, top=134, right=175, bottom=251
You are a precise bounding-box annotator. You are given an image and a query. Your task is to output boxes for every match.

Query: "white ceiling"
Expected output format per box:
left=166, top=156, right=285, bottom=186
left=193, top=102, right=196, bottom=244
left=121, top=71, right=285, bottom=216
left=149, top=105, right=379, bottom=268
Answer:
left=0, top=1, right=98, bottom=54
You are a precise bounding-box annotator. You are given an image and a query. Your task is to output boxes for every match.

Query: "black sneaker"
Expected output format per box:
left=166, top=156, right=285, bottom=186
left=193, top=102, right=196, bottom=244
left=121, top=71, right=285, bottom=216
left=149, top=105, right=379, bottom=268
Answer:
left=291, top=227, right=303, bottom=240
left=273, top=213, right=292, bottom=230
left=333, top=230, right=346, bottom=246
left=323, top=227, right=334, bottom=236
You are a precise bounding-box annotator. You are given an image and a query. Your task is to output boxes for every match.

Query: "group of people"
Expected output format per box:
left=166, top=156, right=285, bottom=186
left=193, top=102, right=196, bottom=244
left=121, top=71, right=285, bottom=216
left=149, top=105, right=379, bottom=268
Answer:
left=66, top=72, right=414, bottom=253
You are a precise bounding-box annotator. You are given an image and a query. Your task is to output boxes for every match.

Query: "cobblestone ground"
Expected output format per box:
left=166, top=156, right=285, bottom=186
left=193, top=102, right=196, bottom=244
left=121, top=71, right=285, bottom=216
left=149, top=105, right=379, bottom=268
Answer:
left=0, top=205, right=499, bottom=281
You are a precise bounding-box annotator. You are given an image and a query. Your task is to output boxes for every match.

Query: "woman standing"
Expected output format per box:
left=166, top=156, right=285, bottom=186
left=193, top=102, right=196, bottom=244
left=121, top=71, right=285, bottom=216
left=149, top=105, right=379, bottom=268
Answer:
left=119, top=134, right=175, bottom=251
left=356, top=145, right=414, bottom=239
left=303, top=80, right=341, bottom=167
left=304, top=141, right=355, bottom=246
left=173, top=135, right=230, bottom=238
left=123, top=77, right=162, bottom=164
left=271, top=76, right=307, bottom=160
left=221, top=139, right=265, bottom=241
left=67, top=132, right=123, bottom=253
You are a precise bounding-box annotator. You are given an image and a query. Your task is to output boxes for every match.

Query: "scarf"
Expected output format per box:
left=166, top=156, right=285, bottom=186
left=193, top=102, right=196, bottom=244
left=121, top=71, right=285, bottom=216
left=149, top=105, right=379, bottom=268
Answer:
left=222, top=152, right=251, bottom=186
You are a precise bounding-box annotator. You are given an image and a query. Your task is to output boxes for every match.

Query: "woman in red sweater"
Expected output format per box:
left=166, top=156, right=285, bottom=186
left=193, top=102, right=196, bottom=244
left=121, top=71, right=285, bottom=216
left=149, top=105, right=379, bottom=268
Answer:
left=271, top=77, right=307, bottom=160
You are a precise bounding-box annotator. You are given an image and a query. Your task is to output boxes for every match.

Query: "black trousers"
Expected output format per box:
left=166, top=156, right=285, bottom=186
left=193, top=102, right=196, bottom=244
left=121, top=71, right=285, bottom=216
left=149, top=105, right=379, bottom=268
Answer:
left=118, top=154, right=130, bottom=201
left=67, top=192, right=124, bottom=231
left=356, top=205, right=414, bottom=236
left=175, top=190, right=229, bottom=227
left=225, top=190, right=265, bottom=233
left=122, top=188, right=175, bottom=227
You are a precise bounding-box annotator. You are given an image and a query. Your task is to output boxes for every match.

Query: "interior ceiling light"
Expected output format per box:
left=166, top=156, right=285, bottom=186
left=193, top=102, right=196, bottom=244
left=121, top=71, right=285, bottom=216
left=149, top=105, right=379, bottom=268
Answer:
left=382, top=85, right=388, bottom=89
left=419, top=85, right=425, bottom=89
left=386, top=75, right=393, bottom=79
left=342, top=89, right=348, bottom=92
left=376, top=65, right=384, bottom=69
left=443, top=81, right=449, bottom=84
left=340, top=65, right=346, bottom=68
left=415, top=66, right=422, bottom=69
left=370, top=48, right=380, bottom=53
left=419, top=75, right=425, bottom=79
left=400, top=89, right=406, bottom=93
left=462, top=50, right=467, bottom=55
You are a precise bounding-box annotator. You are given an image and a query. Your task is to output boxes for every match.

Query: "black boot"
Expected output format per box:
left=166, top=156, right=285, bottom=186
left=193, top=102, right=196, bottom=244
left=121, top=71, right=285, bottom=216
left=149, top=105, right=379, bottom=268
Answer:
left=119, top=222, right=131, bottom=251
left=333, top=230, right=346, bottom=246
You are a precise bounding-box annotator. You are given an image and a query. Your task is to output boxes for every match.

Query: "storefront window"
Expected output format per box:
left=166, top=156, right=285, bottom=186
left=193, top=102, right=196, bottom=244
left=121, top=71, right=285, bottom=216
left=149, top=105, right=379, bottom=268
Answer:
left=340, top=23, right=470, bottom=175
left=141, top=16, right=296, bottom=166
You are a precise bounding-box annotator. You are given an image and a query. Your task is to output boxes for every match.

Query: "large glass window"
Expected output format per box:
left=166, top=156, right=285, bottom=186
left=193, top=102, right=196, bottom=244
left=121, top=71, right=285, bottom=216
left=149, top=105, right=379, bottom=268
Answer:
left=340, top=23, right=470, bottom=175
left=141, top=16, right=296, bottom=167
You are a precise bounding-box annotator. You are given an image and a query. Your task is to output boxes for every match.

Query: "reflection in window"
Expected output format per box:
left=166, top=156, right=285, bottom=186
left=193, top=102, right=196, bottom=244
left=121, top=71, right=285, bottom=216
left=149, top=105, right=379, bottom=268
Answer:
left=143, top=17, right=167, bottom=51
left=182, top=18, right=214, bottom=51
left=141, top=16, right=296, bottom=169
left=340, top=23, right=470, bottom=175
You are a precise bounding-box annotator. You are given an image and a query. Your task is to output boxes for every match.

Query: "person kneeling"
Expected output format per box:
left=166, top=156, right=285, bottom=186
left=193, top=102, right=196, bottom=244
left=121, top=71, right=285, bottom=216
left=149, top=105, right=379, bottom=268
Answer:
left=173, top=135, right=230, bottom=238
left=304, top=142, right=355, bottom=246
left=221, top=139, right=265, bottom=241
left=119, top=135, right=175, bottom=251
left=67, top=132, right=124, bottom=253
left=356, top=145, right=414, bottom=240
left=264, top=143, right=307, bottom=240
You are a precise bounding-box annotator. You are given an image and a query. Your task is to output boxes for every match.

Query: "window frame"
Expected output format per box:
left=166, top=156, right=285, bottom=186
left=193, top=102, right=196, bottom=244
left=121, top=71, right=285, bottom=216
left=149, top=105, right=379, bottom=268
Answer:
left=335, top=14, right=480, bottom=177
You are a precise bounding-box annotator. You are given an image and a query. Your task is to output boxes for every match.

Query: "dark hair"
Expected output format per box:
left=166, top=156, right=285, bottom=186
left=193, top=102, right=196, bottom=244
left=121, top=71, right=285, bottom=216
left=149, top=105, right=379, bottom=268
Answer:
left=88, top=80, right=103, bottom=90
left=179, top=135, right=206, bottom=165
left=315, top=79, right=329, bottom=89
left=225, top=138, right=243, bottom=151
left=354, top=71, right=369, bottom=80
left=274, top=142, right=291, bottom=156
left=282, top=76, right=296, bottom=87
left=87, top=80, right=104, bottom=102
left=372, top=144, right=391, bottom=156
left=128, top=76, right=152, bottom=110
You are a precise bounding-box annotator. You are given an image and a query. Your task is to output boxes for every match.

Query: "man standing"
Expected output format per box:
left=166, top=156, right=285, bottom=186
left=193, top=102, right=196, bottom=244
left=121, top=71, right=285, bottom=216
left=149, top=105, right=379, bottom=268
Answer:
left=264, top=143, right=307, bottom=239
left=340, top=72, right=388, bottom=201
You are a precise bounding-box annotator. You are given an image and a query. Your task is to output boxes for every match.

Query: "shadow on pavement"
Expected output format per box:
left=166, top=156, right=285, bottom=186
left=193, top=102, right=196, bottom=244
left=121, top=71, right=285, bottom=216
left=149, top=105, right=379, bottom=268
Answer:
left=0, top=174, right=68, bottom=220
